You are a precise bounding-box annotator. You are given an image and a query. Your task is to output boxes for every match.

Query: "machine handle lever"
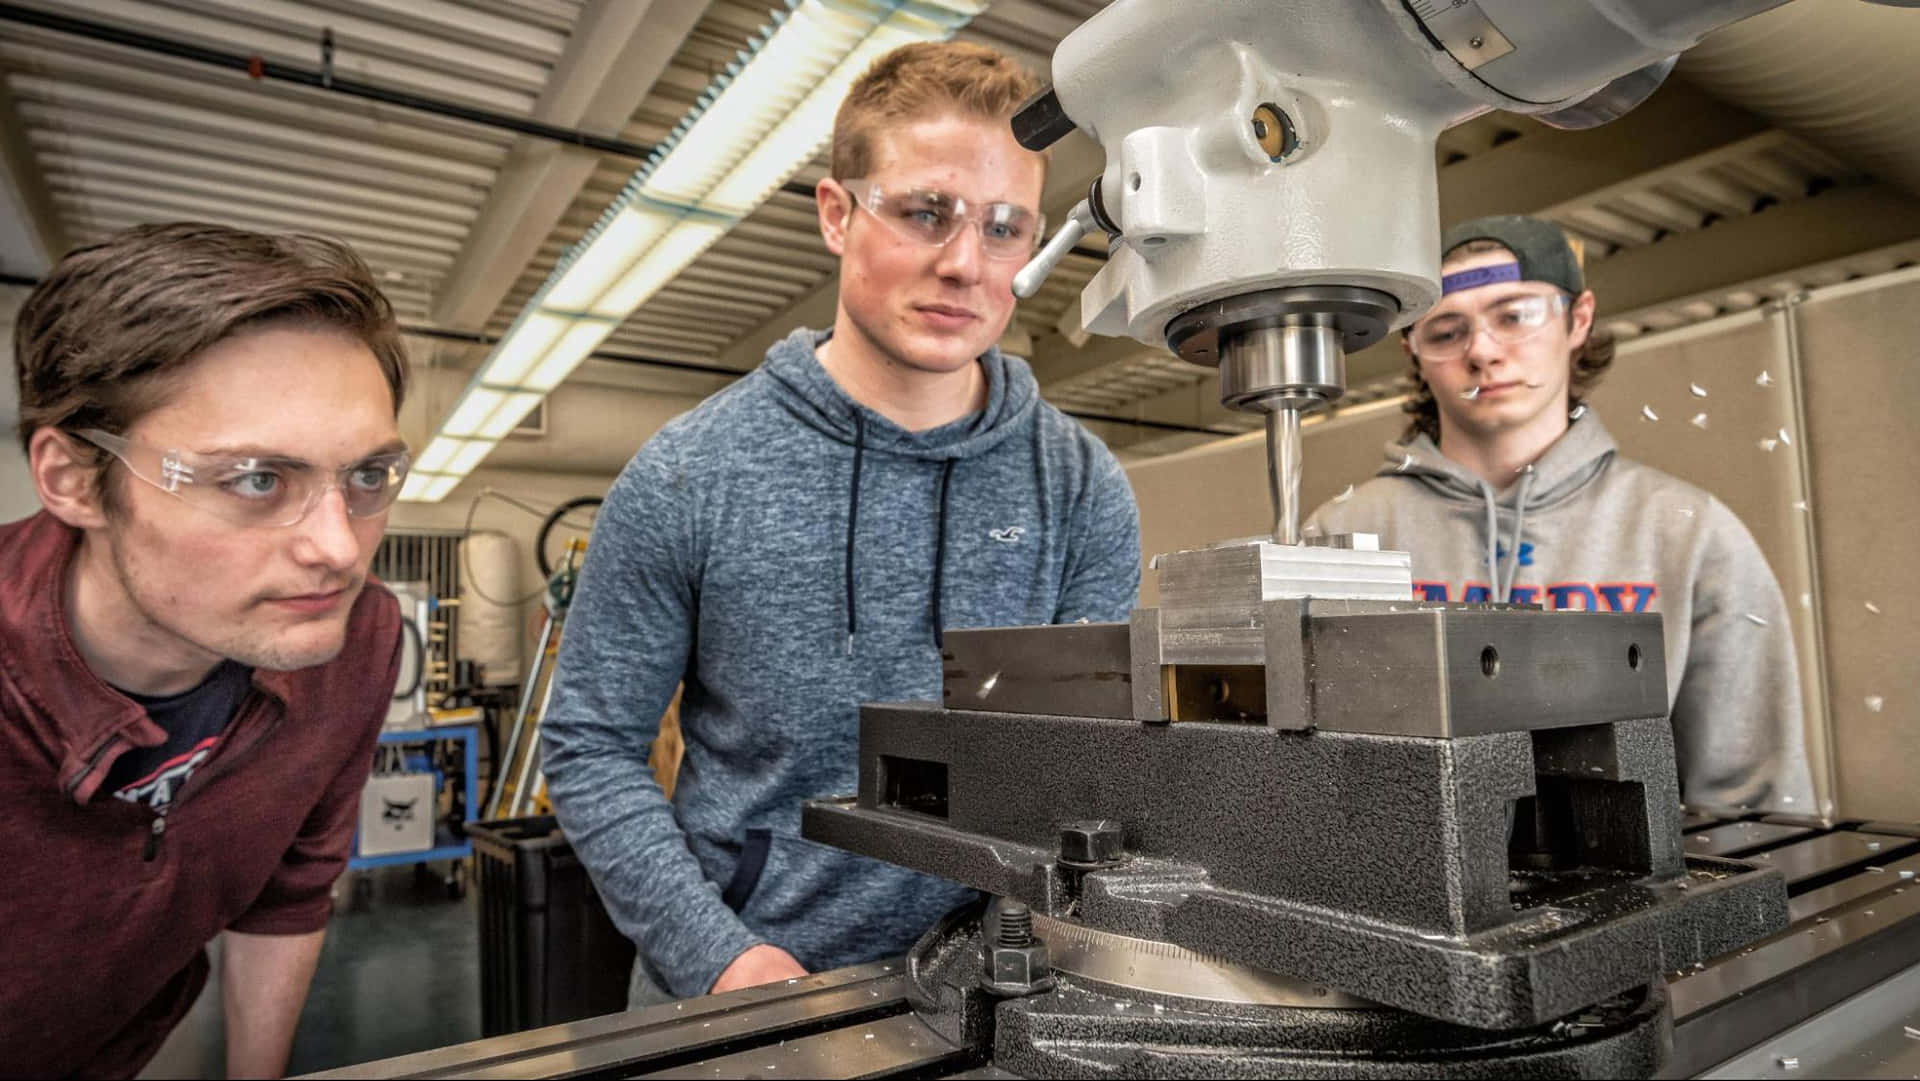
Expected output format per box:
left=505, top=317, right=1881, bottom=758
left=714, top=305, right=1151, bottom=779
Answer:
left=1013, top=199, right=1093, bottom=300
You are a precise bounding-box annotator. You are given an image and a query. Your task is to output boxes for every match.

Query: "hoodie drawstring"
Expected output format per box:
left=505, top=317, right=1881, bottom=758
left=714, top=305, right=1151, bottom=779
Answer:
left=1479, top=484, right=1501, bottom=601
left=1497, top=468, right=1537, bottom=602
left=844, top=412, right=866, bottom=655
left=1478, top=467, right=1538, bottom=604
left=931, top=459, right=954, bottom=649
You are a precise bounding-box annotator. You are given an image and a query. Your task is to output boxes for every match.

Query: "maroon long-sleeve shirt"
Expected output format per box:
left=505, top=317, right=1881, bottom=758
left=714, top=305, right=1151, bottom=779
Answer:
left=0, top=511, right=401, bottom=1079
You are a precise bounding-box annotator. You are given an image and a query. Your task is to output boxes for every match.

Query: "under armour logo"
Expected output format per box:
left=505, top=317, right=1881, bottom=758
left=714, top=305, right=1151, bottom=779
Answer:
left=989, top=526, right=1025, bottom=544
left=1496, top=542, right=1536, bottom=567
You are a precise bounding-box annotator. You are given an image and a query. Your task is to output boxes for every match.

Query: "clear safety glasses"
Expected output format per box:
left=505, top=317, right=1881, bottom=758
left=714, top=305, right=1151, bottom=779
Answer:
left=839, top=178, right=1045, bottom=261
left=1409, top=292, right=1571, bottom=362
left=75, top=428, right=411, bottom=528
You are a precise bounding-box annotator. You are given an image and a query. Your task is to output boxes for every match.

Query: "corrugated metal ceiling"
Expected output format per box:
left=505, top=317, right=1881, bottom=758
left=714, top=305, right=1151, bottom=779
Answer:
left=3, top=0, right=1918, bottom=459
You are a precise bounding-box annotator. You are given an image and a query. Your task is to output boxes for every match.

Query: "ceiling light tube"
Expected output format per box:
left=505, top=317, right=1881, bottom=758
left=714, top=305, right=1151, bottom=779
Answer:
left=414, top=434, right=467, bottom=474
left=445, top=438, right=497, bottom=476
left=473, top=390, right=546, bottom=440
left=590, top=219, right=732, bottom=317
left=441, top=386, right=508, bottom=437
left=420, top=475, right=461, bottom=503
left=481, top=312, right=570, bottom=387
left=521, top=320, right=618, bottom=392
left=540, top=205, right=677, bottom=312
left=398, top=471, right=435, bottom=502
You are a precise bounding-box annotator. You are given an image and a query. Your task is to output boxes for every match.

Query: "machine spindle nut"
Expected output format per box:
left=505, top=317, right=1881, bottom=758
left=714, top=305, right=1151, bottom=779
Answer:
left=1059, top=820, right=1125, bottom=868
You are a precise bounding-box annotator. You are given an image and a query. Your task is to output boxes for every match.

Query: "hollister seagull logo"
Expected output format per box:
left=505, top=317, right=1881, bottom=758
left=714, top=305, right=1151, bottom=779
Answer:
left=989, top=526, right=1026, bottom=544
left=383, top=798, right=418, bottom=824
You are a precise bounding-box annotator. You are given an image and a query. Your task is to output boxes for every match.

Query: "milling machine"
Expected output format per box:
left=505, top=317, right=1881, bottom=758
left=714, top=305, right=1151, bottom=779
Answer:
left=313, top=2, right=1920, bottom=1078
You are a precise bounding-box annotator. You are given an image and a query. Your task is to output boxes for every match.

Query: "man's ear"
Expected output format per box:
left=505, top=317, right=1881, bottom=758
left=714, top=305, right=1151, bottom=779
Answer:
left=1567, top=289, right=1596, bottom=351
left=817, top=177, right=852, bottom=257
left=29, top=428, right=109, bottom=530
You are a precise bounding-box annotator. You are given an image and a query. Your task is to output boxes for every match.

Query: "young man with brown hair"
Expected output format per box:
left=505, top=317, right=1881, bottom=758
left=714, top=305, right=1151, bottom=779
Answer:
left=542, top=41, right=1140, bottom=1002
left=1306, top=214, right=1811, bottom=813
left=1, top=223, right=413, bottom=1078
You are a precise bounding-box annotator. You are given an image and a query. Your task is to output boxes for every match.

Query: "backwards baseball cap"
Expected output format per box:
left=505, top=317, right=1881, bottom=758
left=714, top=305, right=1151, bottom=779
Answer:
left=1439, top=214, right=1585, bottom=297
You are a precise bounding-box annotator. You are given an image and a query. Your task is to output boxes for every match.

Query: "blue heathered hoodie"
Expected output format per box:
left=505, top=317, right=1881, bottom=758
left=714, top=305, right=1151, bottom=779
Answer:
left=541, top=327, right=1141, bottom=998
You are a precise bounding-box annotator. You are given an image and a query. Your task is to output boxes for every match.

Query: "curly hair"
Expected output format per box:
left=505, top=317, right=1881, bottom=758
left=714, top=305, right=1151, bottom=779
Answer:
left=1401, top=239, right=1614, bottom=443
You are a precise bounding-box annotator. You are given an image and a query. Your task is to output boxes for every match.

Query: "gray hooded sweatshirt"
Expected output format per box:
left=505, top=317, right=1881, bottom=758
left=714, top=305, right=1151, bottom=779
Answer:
left=1305, top=413, right=1812, bottom=813
left=541, top=327, right=1140, bottom=998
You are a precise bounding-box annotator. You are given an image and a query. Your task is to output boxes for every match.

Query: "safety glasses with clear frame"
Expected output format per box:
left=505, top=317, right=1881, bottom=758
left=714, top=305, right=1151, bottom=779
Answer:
left=1409, top=292, right=1572, bottom=362
left=838, top=179, right=1045, bottom=261
left=74, top=428, right=412, bottom=528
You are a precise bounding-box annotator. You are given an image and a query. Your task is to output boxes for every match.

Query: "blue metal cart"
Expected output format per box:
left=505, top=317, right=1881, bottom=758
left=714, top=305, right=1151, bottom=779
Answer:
left=346, top=724, right=479, bottom=901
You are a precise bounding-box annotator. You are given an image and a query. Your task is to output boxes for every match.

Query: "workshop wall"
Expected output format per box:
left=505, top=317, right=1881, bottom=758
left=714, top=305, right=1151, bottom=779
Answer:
left=1789, top=270, right=1920, bottom=823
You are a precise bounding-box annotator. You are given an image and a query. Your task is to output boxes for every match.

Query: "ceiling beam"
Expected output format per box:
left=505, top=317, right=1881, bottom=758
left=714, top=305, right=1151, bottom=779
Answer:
left=430, top=0, right=705, bottom=332
left=1595, top=181, right=1920, bottom=319
left=1438, top=77, right=1770, bottom=226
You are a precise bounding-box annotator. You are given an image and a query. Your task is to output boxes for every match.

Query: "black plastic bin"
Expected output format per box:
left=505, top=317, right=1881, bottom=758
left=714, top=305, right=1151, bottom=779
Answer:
left=469, top=815, right=637, bottom=1036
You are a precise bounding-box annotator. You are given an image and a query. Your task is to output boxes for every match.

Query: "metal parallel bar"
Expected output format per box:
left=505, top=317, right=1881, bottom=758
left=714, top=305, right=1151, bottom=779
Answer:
left=1667, top=871, right=1920, bottom=1077
left=1745, top=832, right=1920, bottom=891
left=1696, top=962, right=1920, bottom=1079
left=1788, top=853, right=1920, bottom=924
left=303, top=964, right=913, bottom=1079
left=1683, top=821, right=1813, bottom=858
left=1681, top=811, right=1722, bottom=833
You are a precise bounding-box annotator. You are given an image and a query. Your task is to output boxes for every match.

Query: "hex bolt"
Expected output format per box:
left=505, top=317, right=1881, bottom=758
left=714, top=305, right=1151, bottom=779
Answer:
left=980, top=898, right=1055, bottom=997
left=1059, top=820, right=1125, bottom=867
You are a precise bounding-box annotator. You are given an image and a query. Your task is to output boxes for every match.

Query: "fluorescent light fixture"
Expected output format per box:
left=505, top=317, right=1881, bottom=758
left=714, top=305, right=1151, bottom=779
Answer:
left=407, top=0, right=984, bottom=503
left=420, top=474, right=461, bottom=503
left=474, top=390, right=545, bottom=440
left=591, top=218, right=730, bottom=317
left=442, top=387, right=508, bottom=437
left=483, top=312, right=569, bottom=386
left=445, top=438, right=496, bottom=476
left=541, top=206, right=676, bottom=312
left=414, top=435, right=466, bottom=474
left=522, top=321, right=618, bottom=393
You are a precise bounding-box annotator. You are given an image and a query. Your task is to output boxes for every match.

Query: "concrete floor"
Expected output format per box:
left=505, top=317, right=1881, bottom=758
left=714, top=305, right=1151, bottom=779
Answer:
left=139, top=864, right=481, bottom=1078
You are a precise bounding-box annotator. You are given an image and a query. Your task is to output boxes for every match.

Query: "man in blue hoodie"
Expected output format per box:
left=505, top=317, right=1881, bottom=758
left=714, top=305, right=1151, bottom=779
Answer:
left=541, top=41, right=1141, bottom=1003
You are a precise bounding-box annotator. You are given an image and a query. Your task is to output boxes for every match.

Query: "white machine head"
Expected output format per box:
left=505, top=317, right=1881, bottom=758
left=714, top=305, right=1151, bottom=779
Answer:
left=1013, top=0, right=1790, bottom=418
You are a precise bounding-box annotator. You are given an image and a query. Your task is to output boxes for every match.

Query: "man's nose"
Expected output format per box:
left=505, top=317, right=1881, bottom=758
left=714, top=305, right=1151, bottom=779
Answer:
left=291, top=486, right=362, bottom=572
left=1464, top=321, right=1507, bottom=369
left=933, top=224, right=986, bottom=284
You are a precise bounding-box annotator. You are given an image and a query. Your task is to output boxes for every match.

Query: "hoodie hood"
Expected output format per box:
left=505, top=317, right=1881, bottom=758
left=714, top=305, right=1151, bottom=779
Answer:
left=1376, top=411, right=1617, bottom=506
left=760, top=326, right=1039, bottom=462
left=1373, top=413, right=1617, bottom=601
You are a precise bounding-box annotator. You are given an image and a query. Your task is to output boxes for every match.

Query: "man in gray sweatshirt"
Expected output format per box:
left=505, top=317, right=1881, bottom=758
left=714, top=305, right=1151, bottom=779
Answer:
left=540, top=42, right=1141, bottom=1003
left=1307, top=215, right=1811, bottom=814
